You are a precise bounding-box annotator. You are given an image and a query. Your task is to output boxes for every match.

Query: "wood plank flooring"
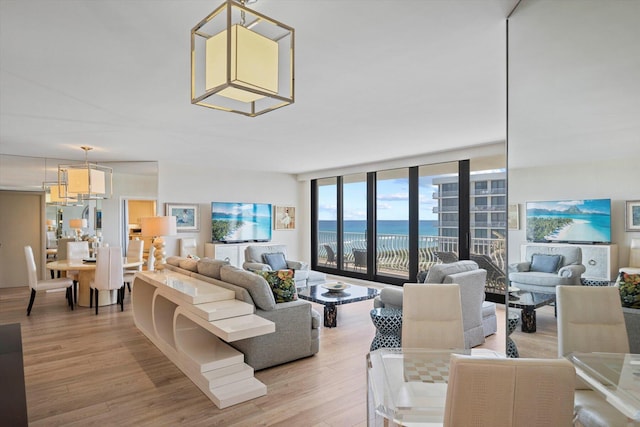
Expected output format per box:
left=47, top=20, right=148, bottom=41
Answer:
left=0, top=285, right=530, bottom=427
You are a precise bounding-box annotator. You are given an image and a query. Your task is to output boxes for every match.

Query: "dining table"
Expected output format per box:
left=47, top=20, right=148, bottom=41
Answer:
left=567, top=352, right=640, bottom=422
left=46, top=258, right=144, bottom=307
left=367, top=347, right=504, bottom=426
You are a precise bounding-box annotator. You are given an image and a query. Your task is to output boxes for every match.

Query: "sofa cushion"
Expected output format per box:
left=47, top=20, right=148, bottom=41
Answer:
left=197, top=258, right=229, bottom=280
left=178, top=258, right=198, bottom=272
left=530, top=254, right=563, bottom=273
left=254, top=269, right=298, bottom=303
left=220, top=265, right=276, bottom=311
left=425, top=260, right=479, bottom=283
left=618, top=272, right=640, bottom=309
left=262, top=252, right=287, bottom=271
left=166, top=256, right=182, bottom=267
left=509, top=271, right=576, bottom=287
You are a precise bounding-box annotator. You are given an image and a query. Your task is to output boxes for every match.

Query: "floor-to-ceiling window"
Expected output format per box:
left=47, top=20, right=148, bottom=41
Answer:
left=312, top=156, right=505, bottom=287
left=376, top=168, right=410, bottom=280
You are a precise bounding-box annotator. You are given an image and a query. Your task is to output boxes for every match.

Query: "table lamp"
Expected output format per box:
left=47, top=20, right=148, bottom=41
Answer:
left=69, top=218, right=87, bottom=241
left=141, top=216, right=177, bottom=271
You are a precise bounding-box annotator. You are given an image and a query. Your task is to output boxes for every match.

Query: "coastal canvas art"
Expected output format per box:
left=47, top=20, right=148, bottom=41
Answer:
left=626, top=200, right=640, bottom=231
left=526, top=199, right=611, bottom=243
left=166, top=203, right=199, bottom=232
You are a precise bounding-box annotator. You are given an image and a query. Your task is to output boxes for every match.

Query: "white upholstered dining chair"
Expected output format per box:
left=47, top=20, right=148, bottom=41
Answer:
left=443, top=354, right=576, bottom=427
left=179, top=238, right=197, bottom=257
left=90, top=247, right=124, bottom=315
left=24, top=246, right=74, bottom=315
left=66, top=241, right=90, bottom=303
left=401, top=283, right=465, bottom=349
left=123, top=239, right=144, bottom=292
left=619, top=238, right=640, bottom=276
left=556, top=285, right=631, bottom=427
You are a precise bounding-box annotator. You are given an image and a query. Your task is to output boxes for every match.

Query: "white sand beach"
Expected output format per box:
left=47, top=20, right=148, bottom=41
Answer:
left=544, top=219, right=588, bottom=240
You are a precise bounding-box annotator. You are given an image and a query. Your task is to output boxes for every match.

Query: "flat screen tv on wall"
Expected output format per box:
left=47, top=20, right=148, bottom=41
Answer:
left=525, top=198, right=611, bottom=244
left=211, top=202, right=272, bottom=243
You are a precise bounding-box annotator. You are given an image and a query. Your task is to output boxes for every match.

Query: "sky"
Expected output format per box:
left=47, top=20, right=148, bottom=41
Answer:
left=318, top=176, right=441, bottom=221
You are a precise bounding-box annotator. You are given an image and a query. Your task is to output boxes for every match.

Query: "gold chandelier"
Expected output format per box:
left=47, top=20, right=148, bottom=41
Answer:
left=58, top=146, right=112, bottom=200
left=191, top=0, right=294, bottom=117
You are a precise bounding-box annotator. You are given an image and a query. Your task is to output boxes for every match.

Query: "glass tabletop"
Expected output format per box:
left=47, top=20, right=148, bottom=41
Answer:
left=507, top=291, right=555, bottom=309
left=297, top=283, right=378, bottom=305
left=367, top=348, right=504, bottom=426
left=567, top=352, right=640, bottom=421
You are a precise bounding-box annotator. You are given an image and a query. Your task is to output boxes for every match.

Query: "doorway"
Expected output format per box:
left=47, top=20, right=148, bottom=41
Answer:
left=0, top=191, right=43, bottom=287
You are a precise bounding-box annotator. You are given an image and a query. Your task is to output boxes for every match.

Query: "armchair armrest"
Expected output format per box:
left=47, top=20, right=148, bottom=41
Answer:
left=508, top=262, right=531, bottom=273
left=558, top=264, right=586, bottom=278
left=286, top=260, right=309, bottom=270
left=243, top=261, right=270, bottom=271
left=378, top=286, right=404, bottom=309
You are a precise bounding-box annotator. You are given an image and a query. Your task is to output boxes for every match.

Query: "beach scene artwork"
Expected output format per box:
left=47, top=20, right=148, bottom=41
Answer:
left=526, top=199, right=611, bottom=243
left=211, top=202, right=272, bottom=242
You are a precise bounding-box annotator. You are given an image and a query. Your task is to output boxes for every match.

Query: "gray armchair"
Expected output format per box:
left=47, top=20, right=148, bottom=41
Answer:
left=374, top=260, right=490, bottom=348
left=508, top=245, right=586, bottom=295
left=242, top=244, right=325, bottom=289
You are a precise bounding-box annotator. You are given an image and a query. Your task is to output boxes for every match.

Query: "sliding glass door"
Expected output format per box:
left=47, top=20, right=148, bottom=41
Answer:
left=312, top=156, right=505, bottom=287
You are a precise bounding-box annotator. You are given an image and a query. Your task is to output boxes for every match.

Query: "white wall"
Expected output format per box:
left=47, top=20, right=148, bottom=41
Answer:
left=158, top=161, right=302, bottom=261
left=508, top=157, right=640, bottom=268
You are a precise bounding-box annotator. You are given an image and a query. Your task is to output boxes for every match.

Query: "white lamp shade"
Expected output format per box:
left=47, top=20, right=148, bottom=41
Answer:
left=206, top=24, right=278, bottom=103
left=141, top=216, right=177, bottom=237
left=46, top=219, right=55, bottom=226
left=67, top=167, right=106, bottom=194
left=69, top=218, right=87, bottom=229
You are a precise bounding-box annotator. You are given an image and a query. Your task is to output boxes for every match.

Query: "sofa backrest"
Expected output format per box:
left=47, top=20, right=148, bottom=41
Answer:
left=245, top=244, right=288, bottom=263
left=165, top=257, right=275, bottom=309
left=524, top=245, right=582, bottom=267
left=220, top=265, right=276, bottom=310
left=425, top=260, right=479, bottom=284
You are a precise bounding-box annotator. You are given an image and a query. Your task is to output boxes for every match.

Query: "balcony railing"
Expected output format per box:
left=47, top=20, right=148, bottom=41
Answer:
left=317, top=231, right=506, bottom=292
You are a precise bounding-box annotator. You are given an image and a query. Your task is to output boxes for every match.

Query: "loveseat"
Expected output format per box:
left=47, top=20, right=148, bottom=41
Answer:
left=508, top=245, right=586, bottom=295
left=373, top=261, right=495, bottom=348
left=242, top=244, right=326, bottom=289
left=165, top=256, right=320, bottom=370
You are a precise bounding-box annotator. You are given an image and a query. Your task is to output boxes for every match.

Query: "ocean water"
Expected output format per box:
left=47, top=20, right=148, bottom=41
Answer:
left=319, top=220, right=438, bottom=237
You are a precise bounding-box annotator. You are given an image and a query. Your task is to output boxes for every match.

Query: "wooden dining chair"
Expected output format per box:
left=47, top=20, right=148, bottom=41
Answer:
left=443, top=355, right=576, bottom=427
left=90, top=247, right=124, bottom=315
left=557, top=285, right=630, bottom=427
left=24, top=246, right=74, bottom=315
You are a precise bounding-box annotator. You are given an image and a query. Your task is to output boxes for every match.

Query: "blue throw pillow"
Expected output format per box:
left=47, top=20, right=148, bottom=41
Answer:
left=530, top=254, right=563, bottom=273
left=262, top=252, right=287, bottom=270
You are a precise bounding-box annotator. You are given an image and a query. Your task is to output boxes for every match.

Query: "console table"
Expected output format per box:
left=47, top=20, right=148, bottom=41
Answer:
left=132, top=271, right=275, bottom=408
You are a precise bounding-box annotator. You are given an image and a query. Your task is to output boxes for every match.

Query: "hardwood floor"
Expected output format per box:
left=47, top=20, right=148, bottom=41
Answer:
left=0, top=285, right=519, bottom=426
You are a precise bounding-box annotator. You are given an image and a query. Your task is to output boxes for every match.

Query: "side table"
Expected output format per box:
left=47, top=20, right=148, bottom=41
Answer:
left=369, top=307, right=403, bottom=351
left=507, top=310, right=520, bottom=358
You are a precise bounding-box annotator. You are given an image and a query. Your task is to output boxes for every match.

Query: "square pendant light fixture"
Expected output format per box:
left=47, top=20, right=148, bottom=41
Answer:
left=43, top=181, right=79, bottom=206
left=191, top=0, right=294, bottom=117
left=58, top=146, right=112, bottom=200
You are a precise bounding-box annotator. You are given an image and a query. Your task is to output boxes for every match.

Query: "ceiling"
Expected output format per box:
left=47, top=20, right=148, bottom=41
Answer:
left=0, top=0, right=515, bottom=174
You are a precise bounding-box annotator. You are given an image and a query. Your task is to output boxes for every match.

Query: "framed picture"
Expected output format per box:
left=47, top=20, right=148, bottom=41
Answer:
left=94, top=208, right=102, bottom=230
left=625, top=200, right=640, bottom=231
left=165, top=203, right=199, bottom=232
left=508, top=204, right=519, bottom=230
left=274, top=206, right=295, bottom=230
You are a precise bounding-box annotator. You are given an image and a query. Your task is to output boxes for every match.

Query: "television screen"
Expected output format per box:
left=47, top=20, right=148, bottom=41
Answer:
left=526, top=198, right=611, bottom=243
left=211, top=202, right=272, bottom=243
